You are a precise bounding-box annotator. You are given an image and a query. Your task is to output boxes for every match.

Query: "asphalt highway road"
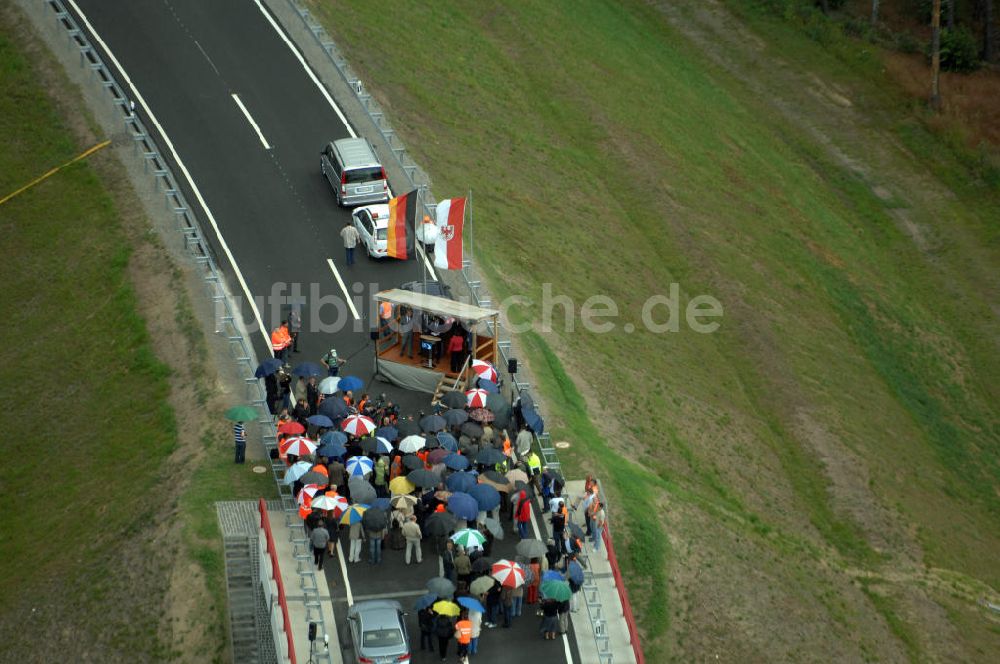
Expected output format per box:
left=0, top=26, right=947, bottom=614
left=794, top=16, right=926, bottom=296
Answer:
left=71, top=0, right=433, bottom=413
left=66, top=1, right=580, bottom=662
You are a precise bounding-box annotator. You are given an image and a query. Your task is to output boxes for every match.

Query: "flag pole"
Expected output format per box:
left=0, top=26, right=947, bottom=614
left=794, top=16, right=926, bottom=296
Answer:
left=467, top=188, right=473, bottom=267
left=419, top=185, right=428, bottom=292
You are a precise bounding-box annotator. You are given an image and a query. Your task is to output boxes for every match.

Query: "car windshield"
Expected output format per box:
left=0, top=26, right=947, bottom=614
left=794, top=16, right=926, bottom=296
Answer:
left=376, top=228, right=387, bottom=241
left=362, top=628, right=403, bottom=648
left=344, top=167, right=384, bottom=184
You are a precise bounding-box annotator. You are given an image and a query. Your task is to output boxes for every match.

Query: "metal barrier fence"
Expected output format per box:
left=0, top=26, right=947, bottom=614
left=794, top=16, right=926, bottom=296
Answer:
left=259, top=499, right=297, bottom=664
left=279, top=3, right=645, bottom=662
left=41, top=1, right=331, bottom=660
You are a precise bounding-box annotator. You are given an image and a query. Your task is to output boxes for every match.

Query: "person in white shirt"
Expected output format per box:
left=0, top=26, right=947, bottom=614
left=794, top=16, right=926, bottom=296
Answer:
left=340, top=221, right=360, bottom=266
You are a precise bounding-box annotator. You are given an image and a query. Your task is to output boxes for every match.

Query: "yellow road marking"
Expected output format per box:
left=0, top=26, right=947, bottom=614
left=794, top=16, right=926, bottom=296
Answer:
left=0, top=139, right=111, bottom=207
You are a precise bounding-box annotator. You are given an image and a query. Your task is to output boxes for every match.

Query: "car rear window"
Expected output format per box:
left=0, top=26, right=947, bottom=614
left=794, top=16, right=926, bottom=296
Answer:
left=363, top=628, right=403, bottom=647
left=376, top=228, right=387, bottom=241
left=344, top=167, right=384, bottom=184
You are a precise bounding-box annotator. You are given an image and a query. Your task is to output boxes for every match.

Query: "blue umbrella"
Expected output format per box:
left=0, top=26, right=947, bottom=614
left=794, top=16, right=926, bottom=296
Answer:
left=447, top=492, right=479, bottom=521
left=542, top=570, right=564, bottom=583
left=338, top=375, right=364, bottom=392
left=443, top=453, right=469, bottom=471
left=376, top=426, right=398, bottom=442
left=566, top=560, right=584, bottom=585
left=293, top=362, right=326, bottom=377
left=522, top=406, right=544, bottom=435
left=469, top=483, right=500, bottom=511
left=475, top=447, right=504, bottom=466
left=477, top=378, right=499, bottom=393
left=317, top=442, right=346, bottom=458
left=346, top=456, right=374, bottom=477
left=443, top=409, right=468, bottom=427
left=456, top=596, right=485, bottom=613
left=321, top=431, right=348, bottom=447
left=255, top=357, right=284, bottom=378
left=308, top=414, right=334, bottom=428
left=436, top=432, right=458, bottom=452
left=414, top=592, right=438, bottom=611
left=372, top=497, right=392, bottom=511
left=445, top=472, right=477, bottom=493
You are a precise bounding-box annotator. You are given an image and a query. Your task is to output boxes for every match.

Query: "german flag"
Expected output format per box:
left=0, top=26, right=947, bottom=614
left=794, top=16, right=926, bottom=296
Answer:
left=386, top=189, right=418, bottom=259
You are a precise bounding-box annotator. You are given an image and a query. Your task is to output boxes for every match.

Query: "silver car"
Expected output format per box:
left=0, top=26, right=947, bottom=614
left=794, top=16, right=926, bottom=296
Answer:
left=346, top=600, right=410, bottom=664
left=321, top=137, right=389, bottom=207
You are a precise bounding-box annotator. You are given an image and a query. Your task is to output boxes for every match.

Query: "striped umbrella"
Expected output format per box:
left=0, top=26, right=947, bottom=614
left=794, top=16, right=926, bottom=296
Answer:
left=450, top=528, right=487, bottom=549
left=340, top=503, right=368, bottom=525
left=282, top=436, right=317, bottom=457
left=311, top=494, right=349, bottom=516
left=341, top=414, right=376, bottom=437
left=490, top=559, right=526, bottom=588
left=465, top=389, right=489, bottom=408
left=346, top=455, right=374, bottom=477
left=297, top=483, right=323, bottom=507
left=471, top=359, right=498, bottom=383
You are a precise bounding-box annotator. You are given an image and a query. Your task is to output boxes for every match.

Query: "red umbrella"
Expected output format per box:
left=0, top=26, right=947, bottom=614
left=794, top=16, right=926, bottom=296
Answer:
left=278, top=421, right=305, bottom=435
left=490, top=559, right=526, bottom=588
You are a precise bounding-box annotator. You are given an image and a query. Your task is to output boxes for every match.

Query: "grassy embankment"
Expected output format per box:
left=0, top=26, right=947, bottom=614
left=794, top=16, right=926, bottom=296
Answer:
left=309, top=0, right=1000, bottom=660
left=0, top=16, right=274, bottom=662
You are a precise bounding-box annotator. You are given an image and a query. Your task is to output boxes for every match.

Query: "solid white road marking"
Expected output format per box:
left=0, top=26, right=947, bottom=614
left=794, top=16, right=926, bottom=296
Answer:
left=250, top=0, right=356, bottom=138
left=67, top=0, right=270, bottom=350
left=528, top=494, right=574, bottom=664
left=231, top=93, right=271, bottom=149
left=335, top=540, right=354, bottom=607
left=326, top=258, right=361, bottom=320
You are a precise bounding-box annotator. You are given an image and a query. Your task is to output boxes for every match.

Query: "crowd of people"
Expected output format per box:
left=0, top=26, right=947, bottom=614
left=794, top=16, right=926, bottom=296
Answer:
left=238, top=352, right=607, bottom=659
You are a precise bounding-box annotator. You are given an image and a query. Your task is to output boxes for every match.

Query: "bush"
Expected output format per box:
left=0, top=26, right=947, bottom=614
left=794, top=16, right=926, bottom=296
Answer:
left=929, top=27, right=981, bottom=72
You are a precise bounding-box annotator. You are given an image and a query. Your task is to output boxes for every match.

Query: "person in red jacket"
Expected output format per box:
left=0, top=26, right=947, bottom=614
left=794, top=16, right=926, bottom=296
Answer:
left=515, top=490, right=531, bottom=539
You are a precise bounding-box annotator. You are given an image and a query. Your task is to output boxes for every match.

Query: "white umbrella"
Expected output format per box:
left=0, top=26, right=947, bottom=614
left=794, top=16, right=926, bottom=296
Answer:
left=318, top=376, right=340, bottom=394
left=399, top=435, right=427, bottom=454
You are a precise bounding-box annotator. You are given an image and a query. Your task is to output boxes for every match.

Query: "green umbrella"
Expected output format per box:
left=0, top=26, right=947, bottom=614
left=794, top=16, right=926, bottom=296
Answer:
left=540, top=579, right=572, bottom=602
left=225, top=405, right=258, bottom=422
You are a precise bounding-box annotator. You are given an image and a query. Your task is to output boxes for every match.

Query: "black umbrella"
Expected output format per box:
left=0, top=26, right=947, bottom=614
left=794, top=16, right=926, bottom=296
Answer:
left=427, top=576, right=456, bottom=599
left=361, top=507, right=388, bottom=531
left=475, top=447, right=504, bottom=466
left=443, top=409, right=468, bottom=427
left=441, top=391, right=466, bottom=409
left=471, top=557, right=493, bottom=574
left=402, top=454, right=425, bottom=471
left=425, top=511, right=457, bottom=537
left=485, top=394, right=510, bottom=428
left=319, top=398, right=349, bottom=420
left=568, top=522, right=586, bottom=540
left=482, top=470, right=506, bottom=483
left=408, top=468, right=441, bottom=489
left=517, top=538, right=548, bottom=559
left=420, top=414, right=447, bottom=432
left=349, top=477, right=377, bottom=505
left=298, top=471, right=329, bottom=487
left=461, top=422, right=484, bottom=439
left=397, top=418, right=421, bottom=437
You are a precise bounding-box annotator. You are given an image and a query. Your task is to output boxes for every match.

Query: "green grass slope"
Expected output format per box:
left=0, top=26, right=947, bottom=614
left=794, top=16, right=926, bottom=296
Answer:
left=310, top=0, right=999, bottom=659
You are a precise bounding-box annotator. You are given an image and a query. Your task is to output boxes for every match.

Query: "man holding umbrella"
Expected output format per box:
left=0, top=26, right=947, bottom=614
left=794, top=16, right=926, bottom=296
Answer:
left=234, top=420, right=247, bottom=464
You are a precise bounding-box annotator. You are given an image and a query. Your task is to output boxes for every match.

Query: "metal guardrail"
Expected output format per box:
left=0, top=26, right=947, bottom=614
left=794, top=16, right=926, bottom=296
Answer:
left=42, top=2, right=331, bottom=660
left=278, top=3, right=644, bottom=662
